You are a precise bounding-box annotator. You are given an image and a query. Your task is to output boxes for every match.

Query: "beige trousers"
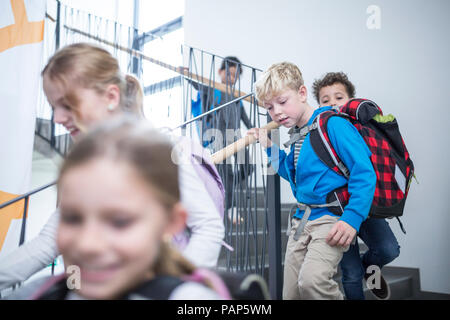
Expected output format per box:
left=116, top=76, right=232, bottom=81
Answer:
left=282, top=215, right=348, bottom=300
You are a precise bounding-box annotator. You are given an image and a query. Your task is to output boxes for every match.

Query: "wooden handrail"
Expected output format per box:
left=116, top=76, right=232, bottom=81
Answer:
left=211, top=121, right=280, bottom=164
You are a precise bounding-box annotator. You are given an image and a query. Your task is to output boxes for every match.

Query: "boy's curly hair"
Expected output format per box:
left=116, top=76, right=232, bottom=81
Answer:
left=312, top=72, right=355, bottom=104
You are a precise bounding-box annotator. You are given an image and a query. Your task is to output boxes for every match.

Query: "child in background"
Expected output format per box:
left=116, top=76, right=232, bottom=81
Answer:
left=8, top=118, right=224, bottom=300
left=187, top=56, right=252, bottom=224
left=311, top=72, right=355, bottom=108
left=248, top=62, right=376, bottom=299
left=312, top=72, right=400, bottom=300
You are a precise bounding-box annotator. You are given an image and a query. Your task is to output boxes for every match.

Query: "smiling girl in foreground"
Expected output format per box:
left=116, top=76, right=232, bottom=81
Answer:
left=17, top=118, right=223, bottom=300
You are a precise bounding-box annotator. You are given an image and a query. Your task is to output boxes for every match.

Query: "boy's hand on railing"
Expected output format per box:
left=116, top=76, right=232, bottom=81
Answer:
left=247, top=128, right=273, bottom=149
left=177, top=66, right=189, bottom=75
left=326, top=220, right=356, bottom=248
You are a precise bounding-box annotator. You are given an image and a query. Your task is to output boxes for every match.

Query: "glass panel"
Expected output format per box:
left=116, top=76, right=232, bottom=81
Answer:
left=138, top=0, right=184, bottom=31
left=143, top=86, right=183, bottom=131
left=142, top=28, right=184, bottom=86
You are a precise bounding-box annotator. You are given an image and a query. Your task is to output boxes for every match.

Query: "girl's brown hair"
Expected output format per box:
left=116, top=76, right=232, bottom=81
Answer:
left=58, top=116, right=196, bottom=278
left=42, top=42, right=143, bottom=117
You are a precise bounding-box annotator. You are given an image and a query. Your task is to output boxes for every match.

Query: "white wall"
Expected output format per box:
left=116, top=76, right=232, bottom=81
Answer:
left=184, top=0, right=450, bottom=294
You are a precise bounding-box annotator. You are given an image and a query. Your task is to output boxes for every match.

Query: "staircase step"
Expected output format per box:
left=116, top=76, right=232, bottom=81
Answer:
left=333, top=265, right=420, bottom=300
left=224, top=205, right=293, bottom=231
left=362, top=266, right=420, bottom=300
left=219, top=230, right=289, bottom=266
left=415, top=291, right=450, bottom=300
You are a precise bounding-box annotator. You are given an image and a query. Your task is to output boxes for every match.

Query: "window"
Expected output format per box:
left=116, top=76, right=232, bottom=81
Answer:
left=137, top=0, right=185, bottom=130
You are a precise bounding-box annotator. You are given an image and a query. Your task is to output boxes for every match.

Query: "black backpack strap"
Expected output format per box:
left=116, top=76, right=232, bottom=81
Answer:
left=125, top=275, right=185, bottom=300
left=396, top=217, right=407, bottom=234
left=36, top=275, right=185, bottom=300
left=325, top=185, right=349, bottom=216
left=215, top=271, right=270, bottom=300
left=309, top=111, right=351, bottom=178
left=34, top=275, right=70, bottom=300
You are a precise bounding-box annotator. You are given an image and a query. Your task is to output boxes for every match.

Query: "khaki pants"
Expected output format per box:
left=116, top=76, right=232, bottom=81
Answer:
left=283, top=215, right=348, bottom=300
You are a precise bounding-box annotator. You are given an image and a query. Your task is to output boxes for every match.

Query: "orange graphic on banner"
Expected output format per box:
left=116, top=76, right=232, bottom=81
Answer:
left=0, top=190, right=29, bottom=252
left=0, top=0, right=44, bottom=53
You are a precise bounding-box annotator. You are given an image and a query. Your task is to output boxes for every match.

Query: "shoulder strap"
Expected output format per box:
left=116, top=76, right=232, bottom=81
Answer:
left=309, top=110, right=351, bottom=178
left=216, top=272, right=271, bottom=300
left=129, top=275, right=185, bottom=300
left=283, top=123, right=317, bottom=148
left=31, top=274, right=68, bottom=300
left=184, top=268, right=232, bottom=300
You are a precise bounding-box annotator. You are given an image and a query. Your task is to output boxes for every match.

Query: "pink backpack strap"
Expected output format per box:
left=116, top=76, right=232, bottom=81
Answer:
left=29, top=273, right=66, bottom=300
left=183, top=268, right=232, bottom=300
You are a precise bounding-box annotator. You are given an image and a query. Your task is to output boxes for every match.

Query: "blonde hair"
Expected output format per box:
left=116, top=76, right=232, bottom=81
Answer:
left=255, top=62, right=304, bottom=105
left=59, top=116, right=199, bottom=279
left=42, top=42, right=143, bottom=117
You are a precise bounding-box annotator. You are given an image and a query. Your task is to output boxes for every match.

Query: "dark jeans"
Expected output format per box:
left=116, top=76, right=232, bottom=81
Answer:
left=217, top=152, right=254, bottom=210
left=340, top=218, right=400, bottom=300
left=217, top=163, right=234, bottom=210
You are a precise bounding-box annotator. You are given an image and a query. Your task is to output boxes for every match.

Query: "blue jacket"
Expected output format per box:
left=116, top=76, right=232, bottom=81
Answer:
left=266, top=107, right=376, bottom=232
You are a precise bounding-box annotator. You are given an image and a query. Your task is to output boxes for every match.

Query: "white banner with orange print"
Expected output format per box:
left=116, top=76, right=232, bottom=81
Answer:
left=0, top=0, right=46, bottom=257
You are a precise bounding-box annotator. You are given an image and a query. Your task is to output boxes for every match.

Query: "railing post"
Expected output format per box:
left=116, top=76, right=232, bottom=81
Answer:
left=18, top=196, right=29, bottom=246
left=55, top=1, right=61, bottom=50
left=131, top=0, right=141, bottom=77
left=266, top=116, right=282, bottom=300
left=51, top=1, right=61, bottom=149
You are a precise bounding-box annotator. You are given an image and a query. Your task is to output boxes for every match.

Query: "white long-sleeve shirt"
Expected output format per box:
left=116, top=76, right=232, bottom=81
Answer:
left=0, top=148, right=225, bottom=291
left=176, top=146, right=225, bottom=266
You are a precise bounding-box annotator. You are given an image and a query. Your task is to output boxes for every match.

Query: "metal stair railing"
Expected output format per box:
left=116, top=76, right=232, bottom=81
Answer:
left=0, top=181, right=56, bottom=247
left=182, top=46, right=283, bottom=298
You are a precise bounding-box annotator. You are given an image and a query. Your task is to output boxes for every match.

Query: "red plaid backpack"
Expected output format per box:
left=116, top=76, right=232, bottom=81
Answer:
left=309, top=99, right=414, bottom=233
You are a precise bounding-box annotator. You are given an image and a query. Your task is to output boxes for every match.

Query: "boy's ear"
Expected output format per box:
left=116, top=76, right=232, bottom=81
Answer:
left=164, top=203, right=188, bottom=236
left=297, top=85, right=308, bottom=102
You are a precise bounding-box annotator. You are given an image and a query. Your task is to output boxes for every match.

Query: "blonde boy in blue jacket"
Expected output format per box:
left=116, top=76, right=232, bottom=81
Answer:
left=248, top=62, right=376, bottom=300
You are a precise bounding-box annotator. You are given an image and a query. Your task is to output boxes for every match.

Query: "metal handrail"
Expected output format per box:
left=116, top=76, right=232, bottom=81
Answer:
left=0, top=181, right=56, bottom=210
left=172, top=93, right=254, bottom=130
left=182, top=44, right=264, bottom=73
